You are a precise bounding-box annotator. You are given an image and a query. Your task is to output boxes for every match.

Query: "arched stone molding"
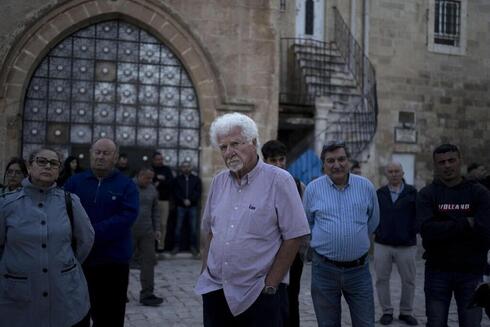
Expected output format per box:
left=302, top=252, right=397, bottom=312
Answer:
left=0, top=0, right=224, bottom=173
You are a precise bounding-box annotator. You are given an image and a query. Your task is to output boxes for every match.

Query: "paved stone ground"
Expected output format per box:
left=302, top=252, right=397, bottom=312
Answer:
left=125, top=252, right=490, bottom=327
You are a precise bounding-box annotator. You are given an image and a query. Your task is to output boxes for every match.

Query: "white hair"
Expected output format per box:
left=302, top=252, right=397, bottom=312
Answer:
left=384, top=160, right=404, bottom=173
left=209, top=112, right=260, bottom=148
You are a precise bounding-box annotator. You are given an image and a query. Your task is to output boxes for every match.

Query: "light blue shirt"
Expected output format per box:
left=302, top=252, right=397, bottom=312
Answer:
left=389, top=182, right=404, bottom=203
left=303, top=173, right=380, bottom=261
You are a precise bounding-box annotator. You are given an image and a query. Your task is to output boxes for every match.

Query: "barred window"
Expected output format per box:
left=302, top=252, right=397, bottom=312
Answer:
left=434, top=0, right=461, bottom=46
left=428, top=0, right=466, bottom=55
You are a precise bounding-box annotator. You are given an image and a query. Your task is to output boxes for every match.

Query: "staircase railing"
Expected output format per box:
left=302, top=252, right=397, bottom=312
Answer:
left=279, top=38, right=333, bottom=106
left=328, top=6, right=378, bottom=158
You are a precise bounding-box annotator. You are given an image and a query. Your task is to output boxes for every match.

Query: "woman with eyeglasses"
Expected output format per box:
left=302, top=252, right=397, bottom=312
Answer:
left=0, top=148, right=94, bottom=327
left=57, top=155, right=84, bottom=187
left=1, top=157, right=28, bottom=195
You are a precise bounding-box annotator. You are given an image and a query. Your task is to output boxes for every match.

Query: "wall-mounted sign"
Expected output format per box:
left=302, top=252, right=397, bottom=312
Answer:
left=394, top=127, right=417, bottom=144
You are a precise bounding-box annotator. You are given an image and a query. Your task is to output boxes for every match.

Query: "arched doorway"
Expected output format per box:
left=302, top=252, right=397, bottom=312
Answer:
left=22, top=19, right=201, bottom=171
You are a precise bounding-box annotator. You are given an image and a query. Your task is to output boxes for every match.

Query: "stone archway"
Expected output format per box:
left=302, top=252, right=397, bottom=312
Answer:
left=0, top=0, right=223, bottom=175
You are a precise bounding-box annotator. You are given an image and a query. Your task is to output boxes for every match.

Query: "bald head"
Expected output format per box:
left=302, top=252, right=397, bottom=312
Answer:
left=90, top=138, right=119, bottom=178
left=385, top=161, right=404, bottom=187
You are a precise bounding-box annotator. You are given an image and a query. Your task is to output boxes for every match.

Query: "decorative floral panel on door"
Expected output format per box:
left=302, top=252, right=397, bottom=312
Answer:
left=23, top=20, right=201, bottom=169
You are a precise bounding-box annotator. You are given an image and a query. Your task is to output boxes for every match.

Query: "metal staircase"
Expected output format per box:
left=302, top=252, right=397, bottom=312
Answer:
left=279, top=7, right=378, bottom=164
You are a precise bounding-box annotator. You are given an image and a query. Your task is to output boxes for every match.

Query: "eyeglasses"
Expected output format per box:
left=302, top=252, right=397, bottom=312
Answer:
left=34, top=157, right=61, bottom=169
left=6, top=169, right=24, bottom=176
left=218, top=141, right=248, bottom=153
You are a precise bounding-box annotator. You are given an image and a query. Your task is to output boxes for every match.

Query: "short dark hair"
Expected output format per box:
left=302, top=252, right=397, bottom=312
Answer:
left=320, top=142, right=350, bottom=163
left=261, top=140, right=287, bottom=159
left=152, top=151, right=162, bottom=159
left=137, top=165, right=154, bottom=175
left=119, top=153, right=128, bottom=159
left=433, top=143, right=460, bottom=159
left=467, top=163, right=482, bottom=173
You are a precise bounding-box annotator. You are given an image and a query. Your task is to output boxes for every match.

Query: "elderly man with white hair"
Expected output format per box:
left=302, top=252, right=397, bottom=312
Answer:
left=374, top=161, right=418, bottom=326
left=195, top=112, right=310, bottom=326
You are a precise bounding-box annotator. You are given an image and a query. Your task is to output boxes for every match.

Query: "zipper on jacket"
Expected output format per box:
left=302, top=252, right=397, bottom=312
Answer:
left=94, top=180, right=102, bottom=203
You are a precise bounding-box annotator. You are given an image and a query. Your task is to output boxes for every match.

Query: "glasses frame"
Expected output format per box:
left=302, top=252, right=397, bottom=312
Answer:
left=33, top=156, right=62, bottom=169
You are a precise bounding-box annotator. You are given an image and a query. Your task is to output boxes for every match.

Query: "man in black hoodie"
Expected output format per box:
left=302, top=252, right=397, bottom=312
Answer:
left=375, top=162, right=418, bottom=326
left=417, top=143, right=490, bottom=327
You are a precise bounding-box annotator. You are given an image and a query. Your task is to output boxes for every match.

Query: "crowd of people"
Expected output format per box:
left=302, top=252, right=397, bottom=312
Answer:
left=1, top=111, right=490, bottom=326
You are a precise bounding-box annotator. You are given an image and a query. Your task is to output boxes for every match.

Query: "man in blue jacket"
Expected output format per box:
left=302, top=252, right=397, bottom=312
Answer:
left=374, top=162, right=418, bottom=326
left=65, top=138, right=139, bottom=327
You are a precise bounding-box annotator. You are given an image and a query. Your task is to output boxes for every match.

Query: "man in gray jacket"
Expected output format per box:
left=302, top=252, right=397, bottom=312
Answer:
left=132, top=166, right=163, bottom=306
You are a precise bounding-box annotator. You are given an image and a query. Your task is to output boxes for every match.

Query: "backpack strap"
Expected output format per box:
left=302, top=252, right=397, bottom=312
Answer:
left=64, top=191, right=77, bottom=254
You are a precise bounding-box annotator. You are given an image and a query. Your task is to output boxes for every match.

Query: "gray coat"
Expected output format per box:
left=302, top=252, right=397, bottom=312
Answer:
left=132, top=178, right=160, bottom=236
left=0, top=179, right=94, bottom=327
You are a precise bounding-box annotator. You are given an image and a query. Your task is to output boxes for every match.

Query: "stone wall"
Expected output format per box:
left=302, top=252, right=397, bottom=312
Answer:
left=369, top=0, right=490, bottom=188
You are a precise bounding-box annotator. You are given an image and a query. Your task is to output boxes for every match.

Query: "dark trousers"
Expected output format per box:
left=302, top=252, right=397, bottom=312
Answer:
left=287, top=254, right=304, bottom=327
left=84, top=263, right=130, bottom=327
left=203, top=284, right=288, bottom=327
left=424, top=268, right=482, bottom=327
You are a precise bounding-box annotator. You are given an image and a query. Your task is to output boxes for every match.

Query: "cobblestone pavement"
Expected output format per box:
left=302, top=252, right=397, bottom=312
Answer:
left=125, top=252, right=490, bottom=327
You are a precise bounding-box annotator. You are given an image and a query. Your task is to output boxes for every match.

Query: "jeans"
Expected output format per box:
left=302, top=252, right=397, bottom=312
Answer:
left=424, top=267, right=482, bottom=327
left=202, top=284, right=288, bottom=327
left=311, top=251, right=375, bottom=327
left=175, top=206, right=198, bottom=249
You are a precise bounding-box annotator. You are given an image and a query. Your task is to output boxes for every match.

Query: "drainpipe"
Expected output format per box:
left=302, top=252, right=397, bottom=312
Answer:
left=363, top=0, right=370, bottom=108
left=350, top=0, right=357, bottom=38
left=349, top=0, right=357, bottom=77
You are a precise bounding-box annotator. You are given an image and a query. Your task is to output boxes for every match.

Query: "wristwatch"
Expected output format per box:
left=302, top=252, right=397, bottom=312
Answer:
left=263, top=285, right=277, bottom=295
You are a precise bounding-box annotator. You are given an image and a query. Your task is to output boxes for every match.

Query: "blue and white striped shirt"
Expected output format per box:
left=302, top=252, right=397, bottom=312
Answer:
left=303, top=173, right=380, bottom=261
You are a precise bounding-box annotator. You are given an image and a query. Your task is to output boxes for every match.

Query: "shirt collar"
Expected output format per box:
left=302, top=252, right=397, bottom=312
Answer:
left=229, top=157, right=262, bottom=185
left=388, top=181, right=404, bottom=194
left=325, top=173, right=351, bottom=190
left=86, top=168, right=118, bottom=180
left=22, top=177, right=57, bottom=193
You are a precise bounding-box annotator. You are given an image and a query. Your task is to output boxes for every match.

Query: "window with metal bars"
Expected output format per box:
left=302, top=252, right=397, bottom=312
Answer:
left=22, top=19, right=201, bottom=170
left=434, top=0, right=461, bottom=46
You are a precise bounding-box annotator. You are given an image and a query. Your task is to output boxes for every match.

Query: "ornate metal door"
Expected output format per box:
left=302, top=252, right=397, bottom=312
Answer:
left=23, top=20, right=201, bottom=170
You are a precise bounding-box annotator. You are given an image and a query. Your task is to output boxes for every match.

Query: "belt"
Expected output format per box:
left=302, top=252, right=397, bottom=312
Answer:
left=315, top=251, right=368, bottom=268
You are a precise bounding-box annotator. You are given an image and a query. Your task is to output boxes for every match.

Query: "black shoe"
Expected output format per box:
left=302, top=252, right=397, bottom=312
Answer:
left=140, top=295, right=164, bottom=307
left=380, top=314, right=393, bottom=325
left=399, top=314, right=418, bottom=326
left=171, top=247, right=179, bottom=255
left=190, top=247, right=199, bottom=257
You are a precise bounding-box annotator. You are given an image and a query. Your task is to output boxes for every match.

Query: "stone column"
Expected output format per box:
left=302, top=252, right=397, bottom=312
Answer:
left=314, top=96, right=334, bottom=156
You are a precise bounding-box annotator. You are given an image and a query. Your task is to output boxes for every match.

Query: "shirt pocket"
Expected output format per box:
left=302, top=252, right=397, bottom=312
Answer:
left=60, top=262, right=79, bottom=292
left=1, top=272, right=31, bottom=302
left=246, top=206, right=277, bottom=237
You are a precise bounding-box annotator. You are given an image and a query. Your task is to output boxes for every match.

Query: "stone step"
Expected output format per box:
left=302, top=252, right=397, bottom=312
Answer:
left=292, top=44, right=341, bottom=57
left=306, top=84, right=361, bottom=97
left=305, top=75, right=358, bottom=88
